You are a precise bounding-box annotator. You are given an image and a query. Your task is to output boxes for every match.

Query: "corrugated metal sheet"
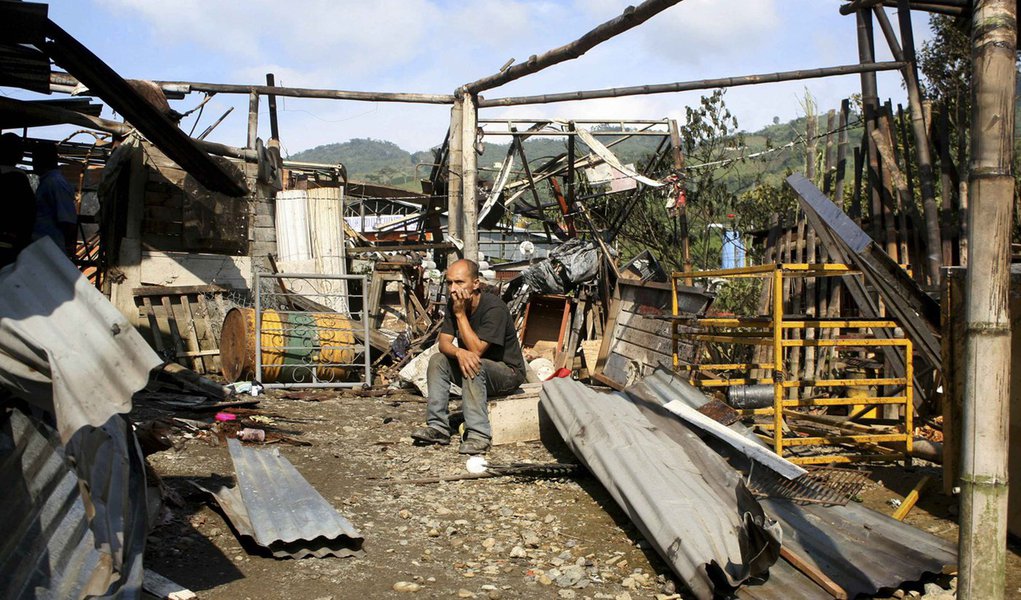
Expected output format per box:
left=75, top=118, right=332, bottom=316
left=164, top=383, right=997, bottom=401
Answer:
left=0, top=239, right=155, bottom=598
left=0, top=408, right=106, bottom=600
left=275, top=190, right=312, bottom=261
left=628, top=369, right=957, bottom=599
left=202, top=439, right=364, bottom=559
left=540, top=378, right=782, bottom=600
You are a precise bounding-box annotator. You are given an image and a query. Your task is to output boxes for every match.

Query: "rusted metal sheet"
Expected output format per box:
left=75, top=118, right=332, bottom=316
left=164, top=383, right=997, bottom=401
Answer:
left=201, top=439, right=364, bottom=559
left=540, top=377, right=782, bottom=600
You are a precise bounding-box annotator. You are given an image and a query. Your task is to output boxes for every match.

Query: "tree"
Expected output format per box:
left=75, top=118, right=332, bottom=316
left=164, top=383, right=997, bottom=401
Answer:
left=611, top=89, right=745, bottom=272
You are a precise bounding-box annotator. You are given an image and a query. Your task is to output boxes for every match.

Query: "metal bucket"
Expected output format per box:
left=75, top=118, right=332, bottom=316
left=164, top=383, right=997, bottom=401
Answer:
left=219, top=307, right=355, bottom=383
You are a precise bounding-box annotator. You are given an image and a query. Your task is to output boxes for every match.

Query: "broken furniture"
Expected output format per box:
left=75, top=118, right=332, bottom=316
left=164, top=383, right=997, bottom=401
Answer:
left=134, top=284, right=228, bottom=374
left=671, top=263, right=914, bottom=465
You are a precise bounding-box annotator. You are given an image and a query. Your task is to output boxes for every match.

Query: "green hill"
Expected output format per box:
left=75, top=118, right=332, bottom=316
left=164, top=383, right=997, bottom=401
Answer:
left=286, top=114, right=866, bottom=195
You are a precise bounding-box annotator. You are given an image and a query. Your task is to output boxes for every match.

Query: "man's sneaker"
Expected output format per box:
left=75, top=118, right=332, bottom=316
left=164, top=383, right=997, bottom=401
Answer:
left=458, top=436, right=491, bottom=455
left=411, top=427, right=450, bottom=445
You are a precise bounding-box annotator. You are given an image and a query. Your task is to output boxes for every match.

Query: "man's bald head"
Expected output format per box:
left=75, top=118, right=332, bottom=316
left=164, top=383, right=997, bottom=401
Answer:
left=449, top=259, right=479, bottom=280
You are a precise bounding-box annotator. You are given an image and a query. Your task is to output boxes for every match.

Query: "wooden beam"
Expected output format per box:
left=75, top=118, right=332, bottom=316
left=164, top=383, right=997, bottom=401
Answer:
left=463, top=0, right=683, bottom=94
left=478, top=61, right=905, bottom=107
left=0, top=96, right=257, bottom=162
left=461, top=91, right=479, bottom=261
left=42, top=20, right=246, bottom=196
left=247, top=90, right=259, bottom=149
left=447, top=96, right=464, bottom=260
left=49, top=71, right=455, bottom=104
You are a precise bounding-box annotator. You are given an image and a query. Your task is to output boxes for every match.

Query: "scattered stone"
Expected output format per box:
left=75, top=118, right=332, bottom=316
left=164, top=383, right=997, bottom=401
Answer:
left=393, top=581, right=422, bottom=593
left=521, top=530, right=541, bottom=548
left=456, top=589, right=475, bottom=598
left=510, top=546, right=527, bottom=558
left=614, top=594, right=633, bottom=600
left=399, top=509, right=411, bottom=519
left=557, top=590, right=576, bottom=599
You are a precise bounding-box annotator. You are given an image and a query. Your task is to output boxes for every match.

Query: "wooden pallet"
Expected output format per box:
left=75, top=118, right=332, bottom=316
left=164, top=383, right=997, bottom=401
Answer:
left=134, top=285, right=228, bottom=375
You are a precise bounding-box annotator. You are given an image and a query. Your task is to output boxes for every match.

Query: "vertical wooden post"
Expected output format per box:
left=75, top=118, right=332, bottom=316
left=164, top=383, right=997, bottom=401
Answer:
left=265, top=74, right=279, bottom=141
left=835, top=99, right=850, bottom=207
left=937, top=106, right=959, bottom=265
left=896, top=0, right=943, bottom=285
left=247, top=91, right=259, bottom=149
left=806, top=109, right=817, bottom=182
left=461, top=91, right=479, bottom=262
left=447, top=95, right=464, bottom=261
left=958, top=1, right=1016, bottom=598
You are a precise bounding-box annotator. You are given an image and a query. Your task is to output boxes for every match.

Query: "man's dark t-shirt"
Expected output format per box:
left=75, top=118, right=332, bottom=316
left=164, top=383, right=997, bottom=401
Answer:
left=441, top=291, right=525, bottom=375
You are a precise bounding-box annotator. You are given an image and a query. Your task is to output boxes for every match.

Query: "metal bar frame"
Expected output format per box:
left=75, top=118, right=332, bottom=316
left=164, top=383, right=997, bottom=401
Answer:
left=669, top=262, right=913, bottom=464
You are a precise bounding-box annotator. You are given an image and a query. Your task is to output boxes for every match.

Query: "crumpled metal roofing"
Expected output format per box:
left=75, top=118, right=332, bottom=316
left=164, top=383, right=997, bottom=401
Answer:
left=0, top=239, right=156, bottom=598
left=201, top=439, right=364, bottom=559
left=540, top=377, right=782, bottom=600
left=629, top=369, right=957, bottom=599
left=0, top=408, right=106, bottom=600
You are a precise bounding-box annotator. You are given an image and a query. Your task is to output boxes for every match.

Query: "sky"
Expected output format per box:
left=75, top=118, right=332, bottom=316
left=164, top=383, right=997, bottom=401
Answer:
left=22, top=0, right=935, bottom=156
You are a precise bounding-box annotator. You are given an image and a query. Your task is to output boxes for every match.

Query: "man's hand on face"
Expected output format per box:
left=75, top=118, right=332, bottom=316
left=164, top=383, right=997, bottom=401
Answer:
left=456, top=348, right=482, bottom=379
left=451, top=287, right=471, bottom=316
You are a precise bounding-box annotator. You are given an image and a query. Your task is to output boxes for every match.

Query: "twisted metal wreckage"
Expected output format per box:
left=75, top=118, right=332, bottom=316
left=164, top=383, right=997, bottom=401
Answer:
left=1, top=0, right=1011, bottom=597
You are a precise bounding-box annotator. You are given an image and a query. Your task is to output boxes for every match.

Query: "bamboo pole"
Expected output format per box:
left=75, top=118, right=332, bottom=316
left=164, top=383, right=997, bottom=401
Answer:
left=478, top=61, right=905, bottom=107
left=463, top=0, right=683, bottom=94
left=856, top=10, right=889, bottom=250
left=668, top=119, right=693, bottom=277
left=872, top=2, right=943, bottom=285
left=958, top=1, right=1016, bottom=598
left=461, top=91, right=479, bottom=262
left=447, top=96, right=464, bottom=261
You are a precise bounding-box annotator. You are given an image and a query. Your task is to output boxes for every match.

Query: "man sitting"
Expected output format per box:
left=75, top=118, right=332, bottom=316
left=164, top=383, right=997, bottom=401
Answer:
left=412, top=259, right=525, bottom=454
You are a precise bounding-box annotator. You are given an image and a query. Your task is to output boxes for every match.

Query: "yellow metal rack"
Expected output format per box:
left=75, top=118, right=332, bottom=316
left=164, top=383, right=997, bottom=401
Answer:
left=670, top=263, right=913, bottom=465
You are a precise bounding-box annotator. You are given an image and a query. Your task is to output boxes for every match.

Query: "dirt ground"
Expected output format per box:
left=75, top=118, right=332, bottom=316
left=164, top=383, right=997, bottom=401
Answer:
left=140, top=389, right=1021, bottom=599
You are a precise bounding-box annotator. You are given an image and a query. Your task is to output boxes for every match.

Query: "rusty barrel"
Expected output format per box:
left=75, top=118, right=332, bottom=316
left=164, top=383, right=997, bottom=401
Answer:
left=220, top=307, right=356, bottom=383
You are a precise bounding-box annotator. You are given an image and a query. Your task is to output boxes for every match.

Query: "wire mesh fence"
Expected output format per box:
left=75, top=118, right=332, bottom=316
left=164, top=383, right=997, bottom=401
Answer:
left=252, top=272, right=370, bottom=388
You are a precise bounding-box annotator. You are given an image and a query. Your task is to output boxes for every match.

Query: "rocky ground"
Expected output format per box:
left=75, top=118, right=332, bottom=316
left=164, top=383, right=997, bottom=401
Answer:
left=139, top=389, right=1020, bottom=599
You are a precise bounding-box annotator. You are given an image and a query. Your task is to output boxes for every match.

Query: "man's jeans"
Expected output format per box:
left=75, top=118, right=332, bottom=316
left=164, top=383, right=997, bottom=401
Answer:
left=426, top=352, right=523, bottom=441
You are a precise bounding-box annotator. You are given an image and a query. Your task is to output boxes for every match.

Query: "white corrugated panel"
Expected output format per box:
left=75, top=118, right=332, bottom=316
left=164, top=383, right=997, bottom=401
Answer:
left=275, top=190, right=312, bottom=261
left=306, top=187, right=348, bottom=313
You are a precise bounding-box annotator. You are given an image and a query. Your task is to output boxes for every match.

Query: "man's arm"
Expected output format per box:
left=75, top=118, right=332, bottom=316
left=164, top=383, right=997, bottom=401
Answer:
left=455, top=313, right=490, bottom=356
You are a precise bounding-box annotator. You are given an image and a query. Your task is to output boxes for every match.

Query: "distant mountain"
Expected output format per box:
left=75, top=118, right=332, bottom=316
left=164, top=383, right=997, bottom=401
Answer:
left=288, top=138, right=435, bottom=189
left=286, top=115, right=866, bottom=195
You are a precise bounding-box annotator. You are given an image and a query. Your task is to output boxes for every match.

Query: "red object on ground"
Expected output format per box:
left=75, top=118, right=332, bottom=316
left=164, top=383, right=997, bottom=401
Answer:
left=215, top=412, right=237, bottom=422
left=549, top=368, right=572, bottom=380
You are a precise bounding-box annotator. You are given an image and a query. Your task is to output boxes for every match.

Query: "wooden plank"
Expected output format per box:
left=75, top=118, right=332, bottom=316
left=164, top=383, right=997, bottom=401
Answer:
left=160, top=296, right=188, bottom=368
left=178, top=295, right=206, bottom=373
left=194, top=292, right=222, bottom=373
left=133, top=284, right=227, bottom=297
left=140, top=296, right=165, bottom=355
left=143, top=569, right=197, bottom=600
left=662, top=399, right=806, bottom=479
left=779, top=546, right=848, bottom=600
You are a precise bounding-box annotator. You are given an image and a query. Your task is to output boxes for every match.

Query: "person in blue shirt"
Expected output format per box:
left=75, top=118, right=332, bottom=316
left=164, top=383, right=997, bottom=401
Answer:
left=32, top=142, right=78, bottom=257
